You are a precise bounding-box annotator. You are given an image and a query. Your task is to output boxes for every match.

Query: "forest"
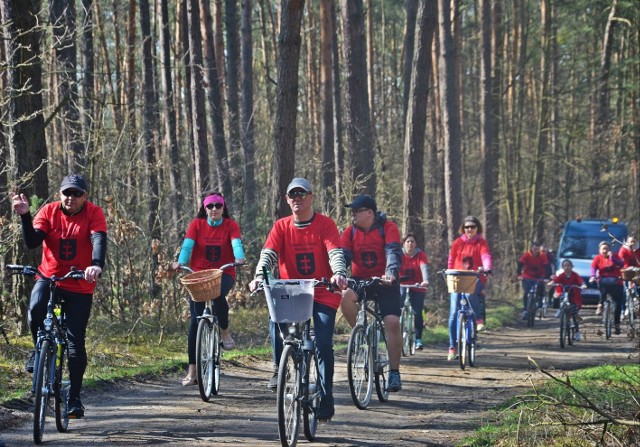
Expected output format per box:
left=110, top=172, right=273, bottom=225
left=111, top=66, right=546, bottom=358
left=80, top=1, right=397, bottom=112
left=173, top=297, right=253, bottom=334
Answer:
left=0, top=0, right=638, bottom=329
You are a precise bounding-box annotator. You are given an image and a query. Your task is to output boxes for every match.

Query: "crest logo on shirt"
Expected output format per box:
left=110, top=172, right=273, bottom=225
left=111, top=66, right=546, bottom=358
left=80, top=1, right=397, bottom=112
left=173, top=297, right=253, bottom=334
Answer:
left=361, top=252, right=378, bottom=269
left=462, top=256, right=474, bottom=270
left=59, top=239, right=77, bottom=261
left=206, top=245, right=221, bottom=262
left=296, top=253, right=315, bottom=275
left=405, top=268, right=416, bottom=281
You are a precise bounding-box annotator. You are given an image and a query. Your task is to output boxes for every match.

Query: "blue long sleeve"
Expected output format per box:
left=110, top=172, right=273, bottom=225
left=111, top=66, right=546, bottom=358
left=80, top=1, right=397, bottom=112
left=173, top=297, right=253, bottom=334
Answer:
left=177, top=238, right=195, bottom=265
left=232, top=238, right=245, bottom=260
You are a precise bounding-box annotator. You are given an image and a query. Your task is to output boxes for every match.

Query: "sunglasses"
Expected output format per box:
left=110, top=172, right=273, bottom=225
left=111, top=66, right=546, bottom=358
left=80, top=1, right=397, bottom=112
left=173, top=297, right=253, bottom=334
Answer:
left=61, top=189, right=84, bottom=198
left=206, top=202, right=224, bottom=210
left=288, top=191, right=309, bottom=199
left=464, top=225, right=477, bottom=229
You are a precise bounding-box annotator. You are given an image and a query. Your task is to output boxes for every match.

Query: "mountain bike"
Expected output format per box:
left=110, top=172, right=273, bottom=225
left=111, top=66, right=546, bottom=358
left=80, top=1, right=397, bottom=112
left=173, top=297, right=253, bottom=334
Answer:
left=177, top=262, right=244, bottom=402
left=524, top=279, right=548, bottom=328
left=552, top=284, right=582, bottom=349
left=346, top=277, right=394, bottom=410
left=6, top=264, right=85, bottom=444
left=399, top=284, right=426, bottom=356
left=257, top=276, right=334, bottom=447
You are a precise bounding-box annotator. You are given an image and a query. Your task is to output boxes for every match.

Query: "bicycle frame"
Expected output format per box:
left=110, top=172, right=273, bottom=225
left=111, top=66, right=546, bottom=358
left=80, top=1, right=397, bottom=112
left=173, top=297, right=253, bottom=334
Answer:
left=557, top=286, right=580, bottom=349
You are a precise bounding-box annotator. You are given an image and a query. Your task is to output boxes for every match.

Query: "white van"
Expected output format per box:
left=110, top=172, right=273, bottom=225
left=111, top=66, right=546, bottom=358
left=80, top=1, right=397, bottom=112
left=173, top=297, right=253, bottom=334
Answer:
left=555, top=219, right=628, bottom=304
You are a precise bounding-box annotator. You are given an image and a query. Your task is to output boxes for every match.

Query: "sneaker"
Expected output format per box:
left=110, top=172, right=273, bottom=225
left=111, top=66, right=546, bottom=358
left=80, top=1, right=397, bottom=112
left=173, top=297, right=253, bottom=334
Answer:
left=222, top=336, right=236, bottom=350
left=267, top=365, right=279, bottom=389
left=67, top=397, right=85, bottom=419
left=317, top=394, right=334, bottom=421
left=614, top=324, right=621, bottom=335
left=624, top=307, right=629, bottom=317
left=415, top=339, right=423, bottom=350
left=521, top=311, right=528, bottom=321
left=476, top=320, right=485, bottom=332
left=387, top=371, right=402, bottom=392
left=554, top=309, right=561, bottom=318
left=574, top=332, right=582, bottom=341
left=447, top=348, right=456, bottom=361
left=25, top=350, right=35, bottom=373
left=595, top=304, right=603, bottom=315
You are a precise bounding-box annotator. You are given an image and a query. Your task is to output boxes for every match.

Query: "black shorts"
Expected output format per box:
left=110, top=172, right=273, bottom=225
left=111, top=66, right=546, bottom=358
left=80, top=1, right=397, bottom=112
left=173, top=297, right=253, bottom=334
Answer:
left=363, top=282, right=402, bottom=318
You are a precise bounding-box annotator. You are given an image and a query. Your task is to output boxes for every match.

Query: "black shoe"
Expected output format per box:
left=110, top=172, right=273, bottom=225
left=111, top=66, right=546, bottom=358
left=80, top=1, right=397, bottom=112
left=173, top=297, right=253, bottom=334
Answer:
left=614, top=325, right=621, bottom=335
left=317, top=395, right=334, bottom=421
left=67, top=397, right=85, bottom=419
left=267, top=365, right=278, bottom=390
left=25, top=350, right=35, bottom=373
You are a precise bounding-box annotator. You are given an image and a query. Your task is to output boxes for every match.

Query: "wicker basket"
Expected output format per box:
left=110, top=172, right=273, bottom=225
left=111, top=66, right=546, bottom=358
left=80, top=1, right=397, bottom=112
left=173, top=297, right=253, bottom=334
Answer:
left=444, top=269, right=478, bottom=294
left=180, top=269, right=223, bottom=302
left=621, top=267, right=640, bottom=281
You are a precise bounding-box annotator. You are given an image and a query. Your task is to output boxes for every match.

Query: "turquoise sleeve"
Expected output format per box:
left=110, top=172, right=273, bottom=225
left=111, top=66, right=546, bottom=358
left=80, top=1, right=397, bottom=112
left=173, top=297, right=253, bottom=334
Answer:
left=177, top=238, right=195, bottom=265
left=232, top=238, right=245, bottom=260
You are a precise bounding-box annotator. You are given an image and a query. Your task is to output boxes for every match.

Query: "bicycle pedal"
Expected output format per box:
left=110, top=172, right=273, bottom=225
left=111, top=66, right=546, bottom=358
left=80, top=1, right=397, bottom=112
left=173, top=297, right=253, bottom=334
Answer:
left=317, top=417, right=332, bottom=423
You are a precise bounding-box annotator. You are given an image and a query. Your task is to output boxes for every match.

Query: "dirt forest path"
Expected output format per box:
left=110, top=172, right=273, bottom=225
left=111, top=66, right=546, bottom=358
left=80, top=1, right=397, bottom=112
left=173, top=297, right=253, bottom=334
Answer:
left=0, top=313, right=637, bottom=447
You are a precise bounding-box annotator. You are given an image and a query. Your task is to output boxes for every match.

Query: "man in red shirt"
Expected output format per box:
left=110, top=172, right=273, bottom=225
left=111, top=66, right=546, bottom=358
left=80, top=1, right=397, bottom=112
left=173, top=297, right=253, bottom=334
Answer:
left=517, top=241, right=552, bottom=319
left=11, top=174, right=107, bottom=419
left=340, top=194, right=404, bottom=392
left=249, top=178, right=347, bottom=421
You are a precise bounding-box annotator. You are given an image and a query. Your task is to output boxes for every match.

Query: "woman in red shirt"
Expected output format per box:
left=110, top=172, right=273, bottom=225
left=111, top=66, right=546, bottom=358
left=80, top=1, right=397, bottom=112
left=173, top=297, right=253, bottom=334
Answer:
left=400, top=233, right=430, bottom=350
left=550, top=259, right=586, bottom=340
left=590, top=241, right=624, bottom=334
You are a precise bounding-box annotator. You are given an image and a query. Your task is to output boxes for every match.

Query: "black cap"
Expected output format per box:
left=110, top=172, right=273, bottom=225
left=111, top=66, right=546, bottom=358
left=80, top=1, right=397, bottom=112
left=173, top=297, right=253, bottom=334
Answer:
left=60, top=174, right=89, bottom=193
left=345, top=195, right=377, bottom=212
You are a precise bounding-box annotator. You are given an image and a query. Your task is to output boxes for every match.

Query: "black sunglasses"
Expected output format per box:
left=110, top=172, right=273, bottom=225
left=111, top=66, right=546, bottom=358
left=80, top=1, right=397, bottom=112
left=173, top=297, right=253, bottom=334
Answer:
left=288, top=191, right=309, bottom=199
left=464, top=225, right=477, bottom=229
left=206, top=203, right=224, bottom=210
left=61, top=189, right=84, bottom=198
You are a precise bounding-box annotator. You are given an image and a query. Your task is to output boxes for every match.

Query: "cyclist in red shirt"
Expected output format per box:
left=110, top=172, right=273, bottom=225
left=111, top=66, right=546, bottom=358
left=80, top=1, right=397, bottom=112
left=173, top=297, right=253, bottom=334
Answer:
left=11, top=174, right=107, bottom=419
left=249, top=178, right=347, bottom=421
left=590, top=241, right=624, bottom=334
left=550, top=259, right=587, bottom=340
left=399, top=233, right=430, bottom=350
left=618, top=235, right=639, bottom=268
left=517, top=241, right=552, bottom=320
left=173, top=192, right=245, bottom=386
left=340, top=194, right=404, bottom=392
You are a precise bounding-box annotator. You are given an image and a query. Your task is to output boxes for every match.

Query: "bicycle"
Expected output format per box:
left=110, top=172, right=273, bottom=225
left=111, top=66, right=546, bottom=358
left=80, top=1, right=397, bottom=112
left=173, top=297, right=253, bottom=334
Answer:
left=552, top=284, right=583, bottom=349
left=399, top=284, right=427, bottom=356
left=256, top=275, right=334, bottom=447
left=442, top=269, right=486, bottom=370
left=6, top=264, right=85, bottom=444
left=621, top=267, right=640, bottom=328
left=177, top=262, right=244, bottom=402
left=345, top=277, right=395, bottom=410
left=524, top=279, right=548, bottom=328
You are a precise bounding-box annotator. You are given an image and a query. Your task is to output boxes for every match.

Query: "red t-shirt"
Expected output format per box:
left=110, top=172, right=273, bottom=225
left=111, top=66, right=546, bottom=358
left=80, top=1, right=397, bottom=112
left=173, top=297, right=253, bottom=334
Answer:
left=618, top=246, right=640, bottom=268
left=33, top=201, right=107, bottom=294
left=552, top=271, right=584, bottom=307
left=400, top=250, right=429, bottom=292
left=263, top=213, right=342, bottom=309
left=519, top=251, right=549, bottom=280
left=185, top=218, right=241, bottom=279
left=591, top=254, right=623, bottom=284
left=341, top=220, right=401, bottom=278
left=447, top=235, right=492, bottom=284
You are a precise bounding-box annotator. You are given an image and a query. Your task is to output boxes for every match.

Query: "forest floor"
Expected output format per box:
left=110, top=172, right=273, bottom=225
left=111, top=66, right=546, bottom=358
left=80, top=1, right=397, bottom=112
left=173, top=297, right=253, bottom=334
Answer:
left=0, top=311, right=637, bottom=446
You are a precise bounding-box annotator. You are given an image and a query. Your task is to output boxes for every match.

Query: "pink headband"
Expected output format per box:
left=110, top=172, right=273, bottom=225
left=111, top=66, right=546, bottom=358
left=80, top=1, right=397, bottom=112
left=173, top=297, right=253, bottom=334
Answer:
left=203, top=194, right=225, bottom=207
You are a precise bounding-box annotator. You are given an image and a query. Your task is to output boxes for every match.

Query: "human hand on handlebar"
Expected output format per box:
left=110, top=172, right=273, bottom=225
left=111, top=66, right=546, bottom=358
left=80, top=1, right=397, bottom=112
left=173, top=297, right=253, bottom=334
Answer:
left=331, top=274, right=348, bottom=290
left=381, top=274, right=396, bottom=285
left=84, top=266, right=102, bottom=283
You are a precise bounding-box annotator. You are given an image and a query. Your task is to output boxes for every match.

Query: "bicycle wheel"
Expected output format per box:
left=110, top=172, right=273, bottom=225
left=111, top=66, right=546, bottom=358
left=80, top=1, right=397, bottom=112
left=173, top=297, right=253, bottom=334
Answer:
left=568, top=312, right=575, bottom=346
left=303, top=351, right=320, bottom=441
left=400, top=306, right=412, bottom=357
left=54, top=343, right=69, bottom=433
left=526, top=292, right=536, bottom=328
left=457, top=313, right=467, bottom=370
left=346, top=324, right=373, bottom=410
left=408, top=309, right=416, bottom=356
left=196, top=318, right=219, bottom=402
left=374, top=321, right=389, bottom=402
left=626, top=288, right=636, bottom=327
left=277, top=344, right=301, bottom=447
left=468, top=319, right=476, bottom=367
left=603, top=299, right=613, bottom=339
left=560, top=309, right=569, bottom=349
left=33, top=340, right=52, bottom=444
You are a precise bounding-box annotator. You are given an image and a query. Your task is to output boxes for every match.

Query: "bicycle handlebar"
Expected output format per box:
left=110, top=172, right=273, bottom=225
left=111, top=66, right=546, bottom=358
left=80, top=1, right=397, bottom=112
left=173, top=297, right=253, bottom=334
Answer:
left=6, top=264, right=85, bottom=281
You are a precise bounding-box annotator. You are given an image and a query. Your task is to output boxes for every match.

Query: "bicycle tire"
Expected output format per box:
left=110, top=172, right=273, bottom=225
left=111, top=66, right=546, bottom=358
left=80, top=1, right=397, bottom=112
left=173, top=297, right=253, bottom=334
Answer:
left=626, top=288, right=636, bottom=327
left=33, top=340, right=52, bottom=444
left=559, top=309, right=568, bottom=348
left=277, top=344, right=301, bottom=447
left=400, top=306, right=412, bottom=357
left=303, top=351, right=320, bottom=441
left=526, top=292, right=536, bottom=328
left=54, top=342, right=69, bottom=433
left=408, top=309, right=416, bottom=356
left=457, top=313, right=467, bottom=370
left=568, top=312, right=575, bottom=346
left=195, top=318, right=218, bottom=401
left=374, top=320, right=389, bottom=402
left=346, top=324, right=373, bottom=410
left=468, top=319, right=476, bottom=367
left=603, top=299, right=613, bottom=339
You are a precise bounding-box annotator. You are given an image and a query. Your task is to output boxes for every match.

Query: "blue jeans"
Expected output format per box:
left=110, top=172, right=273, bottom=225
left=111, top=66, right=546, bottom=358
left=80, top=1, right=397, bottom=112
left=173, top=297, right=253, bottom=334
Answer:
left=448, top=280, right=484, bottom=349
left=270, top=302, right=336, bottom=397
left=407, top=290, right=426, bottom=339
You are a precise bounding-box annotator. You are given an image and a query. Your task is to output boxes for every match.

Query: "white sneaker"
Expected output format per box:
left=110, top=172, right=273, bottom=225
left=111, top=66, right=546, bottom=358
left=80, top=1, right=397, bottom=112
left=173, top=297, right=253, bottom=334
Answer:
left=624, top=308, right=629, bottom=316
left=574, top=332, right=582, bottom=341
left=554, top=310, right=561, bottom=318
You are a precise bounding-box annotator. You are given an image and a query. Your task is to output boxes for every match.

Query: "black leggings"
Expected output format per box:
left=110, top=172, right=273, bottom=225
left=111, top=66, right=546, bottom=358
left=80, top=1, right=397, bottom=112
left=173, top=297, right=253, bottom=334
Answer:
left=29, top=280, right=93, bottom=400
left=599, top=282, right=624, bottom=325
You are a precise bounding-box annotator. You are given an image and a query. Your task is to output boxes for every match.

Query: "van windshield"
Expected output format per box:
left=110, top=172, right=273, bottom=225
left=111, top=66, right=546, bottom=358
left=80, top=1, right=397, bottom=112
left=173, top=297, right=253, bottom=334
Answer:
left=558, top=236, right=622, bottom=260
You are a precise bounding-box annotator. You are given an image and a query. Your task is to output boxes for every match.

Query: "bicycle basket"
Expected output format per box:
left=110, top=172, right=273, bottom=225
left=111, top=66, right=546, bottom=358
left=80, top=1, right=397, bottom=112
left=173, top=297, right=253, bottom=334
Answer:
left=180, top=269, right=223, bottom=302
left=621, top=267, right=640, bottom=285
left=264, top=279, right=315, bottom=323
left=444, top=269, right=477, bottom=294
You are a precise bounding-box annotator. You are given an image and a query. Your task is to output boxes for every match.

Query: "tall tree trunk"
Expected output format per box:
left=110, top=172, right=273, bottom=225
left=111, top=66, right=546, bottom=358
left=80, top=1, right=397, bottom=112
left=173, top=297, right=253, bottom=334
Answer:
left=271, top=0, right=305, bottom=220
left=320, top=0, right=335, bottom=212
left=81, top=0, right=94, bottom=170
left=240, top=0, right=257, bottom=238
left=330, top=0, right=344, bottom=217
left=180, top=0, right=196, bottom=201
left=437, top=0, right=462, bottom=243
left=125, top=0, right=138, bottom=204
left=402, top=0, right=437, bottom=248
left=366, top=0, right=375, bottom=132
left=341, top=0, right=376, bottom=195
left=200, top=0, right=233, bottom=204
left=401, top=0, right=419, bottom=124
left=225, top=0, right=243, bottom=193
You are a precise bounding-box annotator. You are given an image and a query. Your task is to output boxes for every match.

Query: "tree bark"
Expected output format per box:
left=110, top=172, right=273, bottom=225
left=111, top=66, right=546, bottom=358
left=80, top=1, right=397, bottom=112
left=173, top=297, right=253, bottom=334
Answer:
left=401, top=0, right=419, bottom=124
left=320, top=0, right=335, bottom=212
left=224, top=0, right=243, bottom=193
